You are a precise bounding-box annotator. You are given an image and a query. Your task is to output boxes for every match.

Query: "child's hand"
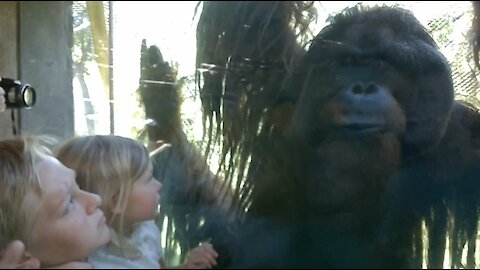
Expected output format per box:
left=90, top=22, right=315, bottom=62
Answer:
left=183, top=242, right=218, bottom=269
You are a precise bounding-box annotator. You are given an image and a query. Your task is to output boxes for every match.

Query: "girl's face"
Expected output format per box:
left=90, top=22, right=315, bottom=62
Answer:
left=27, top=156, right=110, bottom=267
left=124, top=162, right=162, bottom=224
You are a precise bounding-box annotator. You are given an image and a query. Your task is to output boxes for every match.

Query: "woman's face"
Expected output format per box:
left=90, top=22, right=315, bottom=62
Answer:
left=27, top=155, right=110, bottom=267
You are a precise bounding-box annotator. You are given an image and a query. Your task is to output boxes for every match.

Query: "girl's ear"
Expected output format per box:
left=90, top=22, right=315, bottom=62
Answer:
left=108, top=194, right=123, bottom=214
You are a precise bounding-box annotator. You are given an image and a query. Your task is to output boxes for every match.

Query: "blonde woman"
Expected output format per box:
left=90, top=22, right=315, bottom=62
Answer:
left=0, top=137, right=111, bottom=268
left=0, top=87, right=38, bottom=269
left=57, top=135, right=218, bottom=269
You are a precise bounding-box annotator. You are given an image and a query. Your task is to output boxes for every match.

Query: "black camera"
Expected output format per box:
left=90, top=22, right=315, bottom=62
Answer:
left=0, top=77, right=36, bottom=109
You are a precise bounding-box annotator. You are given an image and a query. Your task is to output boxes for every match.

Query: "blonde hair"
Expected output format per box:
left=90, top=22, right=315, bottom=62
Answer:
left=0, top=136, right=53, bottom=250
left=56, top=135, right=150, bottom=239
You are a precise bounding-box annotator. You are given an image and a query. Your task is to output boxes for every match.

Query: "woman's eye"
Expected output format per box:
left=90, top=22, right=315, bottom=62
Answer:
left=66, top=198, right=75, bottom=214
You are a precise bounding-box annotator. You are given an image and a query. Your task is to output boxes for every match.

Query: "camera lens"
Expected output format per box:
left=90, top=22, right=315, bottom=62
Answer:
left=1, top=78, right=37, bottom=109
left=21, top=85, right=36, bottom=108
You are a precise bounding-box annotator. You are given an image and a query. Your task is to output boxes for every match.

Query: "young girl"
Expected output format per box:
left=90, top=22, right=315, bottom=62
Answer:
left=56, top=135, right=218, bottom=269
left=0, top=136, right=111, bottom=268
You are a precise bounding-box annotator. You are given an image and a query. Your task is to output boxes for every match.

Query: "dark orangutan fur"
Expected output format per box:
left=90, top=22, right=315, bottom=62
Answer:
left=196, top=1, right=316, bottom=206
left=195, top=2, right=318, bottom=266
left=379, top=101, right=480, bottom=269
left=196, top=2, right=480, bottom=269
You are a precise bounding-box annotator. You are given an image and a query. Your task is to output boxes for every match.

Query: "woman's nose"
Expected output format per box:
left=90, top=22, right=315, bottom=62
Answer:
left=82, top=190, right=102, bottom=214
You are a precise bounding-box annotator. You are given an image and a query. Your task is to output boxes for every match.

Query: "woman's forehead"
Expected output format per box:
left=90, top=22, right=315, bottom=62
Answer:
left=36, top=156, right=75, bottom=208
